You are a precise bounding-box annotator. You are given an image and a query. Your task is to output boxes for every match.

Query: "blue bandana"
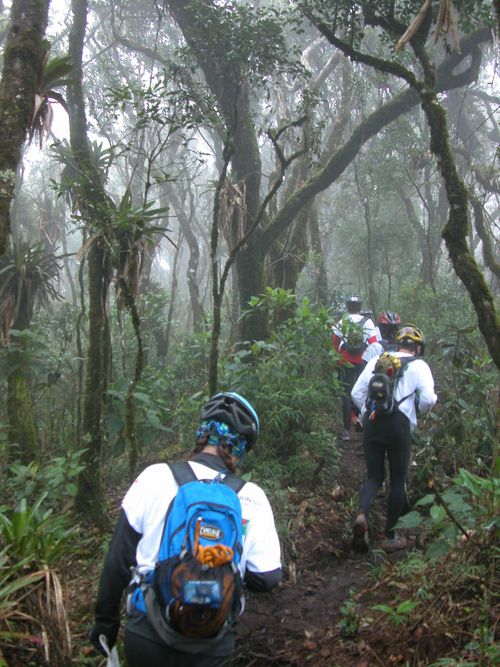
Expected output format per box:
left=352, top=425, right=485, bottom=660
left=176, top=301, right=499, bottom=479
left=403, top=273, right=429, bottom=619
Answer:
left=196, top=420, right=247, bottom=458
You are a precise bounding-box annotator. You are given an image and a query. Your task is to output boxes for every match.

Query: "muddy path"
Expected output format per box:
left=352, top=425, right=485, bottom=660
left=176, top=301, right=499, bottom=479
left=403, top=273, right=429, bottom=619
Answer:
left=234, top=432, right=392, bottom=666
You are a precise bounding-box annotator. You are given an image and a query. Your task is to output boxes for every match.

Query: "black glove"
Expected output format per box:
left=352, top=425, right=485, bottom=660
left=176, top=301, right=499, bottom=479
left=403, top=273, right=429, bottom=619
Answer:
left=88, top=622, right=119, bottom=656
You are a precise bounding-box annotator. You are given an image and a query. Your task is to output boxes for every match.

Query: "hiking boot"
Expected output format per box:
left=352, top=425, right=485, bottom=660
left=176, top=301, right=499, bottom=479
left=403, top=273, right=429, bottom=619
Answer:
left=340, top=430, right=351, bottom=441
left=352, top=514, right=369, bottom=553
left=381, top=534, right=408, bottom=553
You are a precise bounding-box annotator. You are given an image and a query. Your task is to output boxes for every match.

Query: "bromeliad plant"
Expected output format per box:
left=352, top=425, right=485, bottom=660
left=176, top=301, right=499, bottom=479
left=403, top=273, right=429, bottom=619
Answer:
left=30, top=53, right=72, bottom=147
left=0, top=495, right=75, bottom=666
left=0, top=237, right=60, bottom=340
left=0, top=548, right=45, bottom=667
left=0, top=494, right=76, bottom=566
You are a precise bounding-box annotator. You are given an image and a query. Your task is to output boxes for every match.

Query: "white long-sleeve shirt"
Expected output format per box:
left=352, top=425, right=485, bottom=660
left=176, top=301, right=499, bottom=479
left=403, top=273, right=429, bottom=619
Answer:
left=351, top=351, right=437, bottom=428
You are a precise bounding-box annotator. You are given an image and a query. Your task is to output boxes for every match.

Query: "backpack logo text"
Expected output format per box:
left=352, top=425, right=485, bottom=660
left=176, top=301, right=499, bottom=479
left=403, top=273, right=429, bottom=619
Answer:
left=200, top=525, right=224, bottom=540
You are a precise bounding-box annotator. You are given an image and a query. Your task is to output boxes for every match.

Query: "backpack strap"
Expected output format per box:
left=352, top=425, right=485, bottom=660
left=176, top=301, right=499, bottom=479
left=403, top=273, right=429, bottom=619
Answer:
left=221, top=473, right=246, bottom=494
left=169, top=461, right=197, bottom=487
left=394, top=357, right=418, bottom=409
left=169, top=461, right=246, bottom=494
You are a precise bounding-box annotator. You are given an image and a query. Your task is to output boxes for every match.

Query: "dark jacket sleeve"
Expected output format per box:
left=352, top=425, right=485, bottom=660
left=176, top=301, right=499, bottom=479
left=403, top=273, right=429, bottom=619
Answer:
left=94, top=509, right=142, bottom=628
left=245, top=567, right=282, bottom=592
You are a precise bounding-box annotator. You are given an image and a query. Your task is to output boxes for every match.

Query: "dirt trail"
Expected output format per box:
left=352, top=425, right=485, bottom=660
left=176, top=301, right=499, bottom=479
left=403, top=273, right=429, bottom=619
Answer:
left=235, top=432, right=383, bottom=666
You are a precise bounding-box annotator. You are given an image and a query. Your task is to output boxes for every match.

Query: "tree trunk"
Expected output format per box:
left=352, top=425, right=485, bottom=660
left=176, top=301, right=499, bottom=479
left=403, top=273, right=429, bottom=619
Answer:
left=0, top=0, right=50, bottom=255
left=235, top=243, right=268, bottom=342
left=168, top=1, right=491, bottom=345
left=6, top=272, right=39, bottom=463
left=76, top=238, right=111, bottom=518
left=421, top=85, right=500, bottom=368
left=396, top=181, right=441, bottom=291
left=165, top=182, right=205, bottom=333
left=68, top=0, right=113, bottom=525
left=308, top=205, right=328, bottom=304
left=162, top=233, right=182, bottom=360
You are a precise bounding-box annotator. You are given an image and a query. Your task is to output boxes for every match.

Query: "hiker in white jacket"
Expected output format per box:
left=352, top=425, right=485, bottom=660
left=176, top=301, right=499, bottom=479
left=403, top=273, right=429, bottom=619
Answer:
left=350, top=326, right=437, bottom=554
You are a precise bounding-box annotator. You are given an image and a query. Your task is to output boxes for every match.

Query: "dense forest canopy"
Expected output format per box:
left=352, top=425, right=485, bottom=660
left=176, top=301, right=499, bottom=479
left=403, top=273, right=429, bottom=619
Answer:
left=0, top=0, right=498, bottom=665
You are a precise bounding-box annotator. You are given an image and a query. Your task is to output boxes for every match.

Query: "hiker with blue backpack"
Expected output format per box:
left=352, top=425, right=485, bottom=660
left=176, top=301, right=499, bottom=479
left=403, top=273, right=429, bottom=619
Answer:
left=89, top=392, right=281, bottom=666
left=331, top=295, right=378, bottom=441
left=350, top=325, right=437, bottom=553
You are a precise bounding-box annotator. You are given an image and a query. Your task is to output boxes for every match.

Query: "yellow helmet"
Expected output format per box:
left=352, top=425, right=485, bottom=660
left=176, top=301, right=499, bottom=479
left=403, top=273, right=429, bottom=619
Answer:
left=396, top=325, right=425, bottom=353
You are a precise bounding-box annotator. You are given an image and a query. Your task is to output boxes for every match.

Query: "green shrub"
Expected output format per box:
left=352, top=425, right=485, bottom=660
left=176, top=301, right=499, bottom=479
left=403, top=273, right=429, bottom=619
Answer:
left=398, top=468, right=499, bottom=559
left=224, top=292, right=341, bottom=489
left=0, top=495, right=77, bottom=566
left=0, top=450, right=86, bottom=509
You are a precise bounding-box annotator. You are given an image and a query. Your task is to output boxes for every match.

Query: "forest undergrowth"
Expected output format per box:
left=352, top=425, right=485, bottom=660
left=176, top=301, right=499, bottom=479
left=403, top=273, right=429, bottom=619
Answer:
left=58, top=424, right=494, bottom=667
left=233, top=428, right=499, bottom=667
left=0, top=415, right=497, bottom=667
left=0, top=294, right=498, bottom=667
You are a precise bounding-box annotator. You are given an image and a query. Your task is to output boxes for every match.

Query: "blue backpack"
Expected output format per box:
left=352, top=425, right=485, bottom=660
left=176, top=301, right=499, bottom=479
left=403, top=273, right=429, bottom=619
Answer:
left=131, top=462, right=245, bottom=640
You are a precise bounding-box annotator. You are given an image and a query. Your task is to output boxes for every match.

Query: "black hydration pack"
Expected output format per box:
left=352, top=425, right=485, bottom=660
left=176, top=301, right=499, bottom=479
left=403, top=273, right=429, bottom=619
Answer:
left=366, top=353, right=417, bottom=419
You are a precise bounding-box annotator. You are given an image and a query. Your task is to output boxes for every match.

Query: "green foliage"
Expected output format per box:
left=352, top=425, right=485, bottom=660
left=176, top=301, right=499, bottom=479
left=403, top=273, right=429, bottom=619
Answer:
left=390, top=282, right=497, bottom=480
left=0, top=495, right=76, bottom=566
left=106, top=375, right=173, bottom=453
left=0, top=238, right=61, bottom=333
left=372, top=599, right=418, bottom=627
left=397, top=469, right=499, bottom=558
left=105, top=73, right=217, bottom=136
left=225, top=291, right=341, bottom=488
left=337, top=591, right=361, bottom=638
left=0, top=549, right=44, bottom=650
left=0, top=306, right=82, bottom=460
left=427, top=348, right=497, bottom=472
left=0, top=492, right=75, bottom=665
left=372, top=466, right=498, bottom=665
left=0, top=327, right=51, bottom=376
left=393, top=280, right=477, bottom=348
left=301, top=0, right=494, bottom=43
left=182, top=1, right=304, bottom=84
left=0, top=450, right=86, bottom=510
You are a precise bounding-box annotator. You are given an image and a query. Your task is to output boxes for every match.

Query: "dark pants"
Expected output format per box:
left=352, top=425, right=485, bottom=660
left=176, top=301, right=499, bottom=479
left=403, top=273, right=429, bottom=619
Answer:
left=124, top=616, right=235, bottom=667
left=339, top=363, right=363, bottom=431
left=359, top=411, right=411, bottom=537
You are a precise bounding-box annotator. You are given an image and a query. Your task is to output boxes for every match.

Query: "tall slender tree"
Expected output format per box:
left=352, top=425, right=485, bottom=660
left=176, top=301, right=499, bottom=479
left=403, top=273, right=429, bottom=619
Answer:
left=67, top=0, right=114, bottom=523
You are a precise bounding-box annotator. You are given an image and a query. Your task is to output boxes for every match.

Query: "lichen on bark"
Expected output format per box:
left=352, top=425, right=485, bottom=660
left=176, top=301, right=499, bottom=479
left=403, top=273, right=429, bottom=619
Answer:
left=0, top=0, right=50, bottom=255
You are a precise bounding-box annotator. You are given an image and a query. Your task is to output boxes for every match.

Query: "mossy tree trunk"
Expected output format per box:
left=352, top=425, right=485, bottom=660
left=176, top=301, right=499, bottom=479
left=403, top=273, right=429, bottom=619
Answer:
left=0, top=0, right=49, bottom=256
left=68, top=0, right=113, bottom=526
left=77, top=239, right=111, bottom=520
left=419, top=76, right=500, bottom=369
